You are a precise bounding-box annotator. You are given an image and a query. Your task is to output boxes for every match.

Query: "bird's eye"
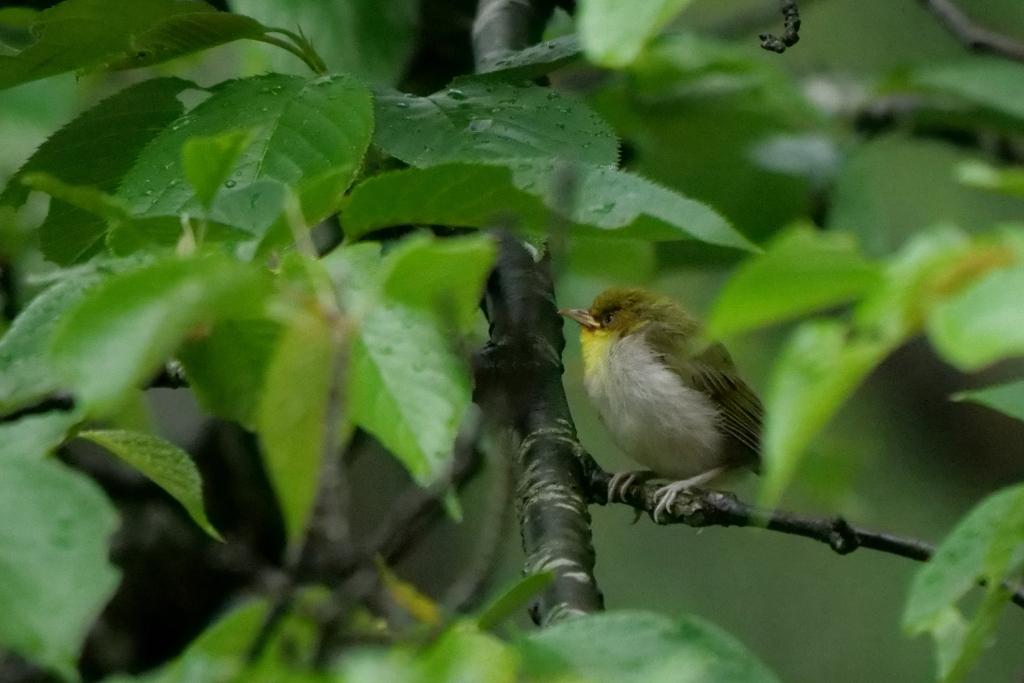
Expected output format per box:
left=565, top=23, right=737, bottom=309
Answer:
left=602, top=312, right=616, bottom=326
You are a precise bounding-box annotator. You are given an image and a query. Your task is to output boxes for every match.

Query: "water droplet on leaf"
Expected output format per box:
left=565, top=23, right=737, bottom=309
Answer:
left=446, top=89, right=467, bottom=100
left=224, top=180, right=236, bottom=188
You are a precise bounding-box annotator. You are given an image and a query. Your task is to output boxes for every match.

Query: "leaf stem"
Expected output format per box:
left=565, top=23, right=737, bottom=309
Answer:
left=254, top=33, right=327, bottom=75
left=262, top=28, right=329, bottom=74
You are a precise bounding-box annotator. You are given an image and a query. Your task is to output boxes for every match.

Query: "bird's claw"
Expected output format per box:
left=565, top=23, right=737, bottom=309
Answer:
left=651, top=466, right=728, bottom=522
left=607, top=470, right=655, bottom=503
left=653, top=481, right=691, bottom=522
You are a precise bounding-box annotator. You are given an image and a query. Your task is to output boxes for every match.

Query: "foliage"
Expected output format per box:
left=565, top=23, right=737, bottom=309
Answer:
left=1, top=0, right=1023, bottom=682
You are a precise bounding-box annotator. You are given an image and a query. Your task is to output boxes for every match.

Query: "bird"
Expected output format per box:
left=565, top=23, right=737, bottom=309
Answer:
left=559, top=287, right=762, bottom=521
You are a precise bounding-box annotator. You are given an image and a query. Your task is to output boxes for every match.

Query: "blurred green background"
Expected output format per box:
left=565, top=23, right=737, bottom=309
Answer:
left=2, top=0, right=1024, bottom=681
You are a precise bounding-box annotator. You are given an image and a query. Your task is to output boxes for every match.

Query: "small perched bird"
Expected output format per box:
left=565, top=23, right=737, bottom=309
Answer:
left=559, top=287, right=762, bottom=520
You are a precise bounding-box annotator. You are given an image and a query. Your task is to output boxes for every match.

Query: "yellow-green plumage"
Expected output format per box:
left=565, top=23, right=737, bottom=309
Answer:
left=560, top=287, right=762, bottom=515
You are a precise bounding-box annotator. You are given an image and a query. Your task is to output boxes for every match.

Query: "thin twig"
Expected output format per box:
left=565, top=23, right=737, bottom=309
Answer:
left=0, top=391, right=75, bottom=424
left=760, top=0, right=801, bottom=53
left=365, top=418, right=482, bottom=565
left=0, top=258, right=18, bottom=322
left=918, top=0, right=1024, bottom=64
left=587, top=468, right=1024, bottom=609
left=307, top=413, right=485, bottom=663
left=472, top=0, right=561, bottom=71
left=443, top=436, right=514, bottom=613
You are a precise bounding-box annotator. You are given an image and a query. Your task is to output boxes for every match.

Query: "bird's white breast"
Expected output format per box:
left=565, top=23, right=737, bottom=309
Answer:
left=583, top=332, right=724, bottom=479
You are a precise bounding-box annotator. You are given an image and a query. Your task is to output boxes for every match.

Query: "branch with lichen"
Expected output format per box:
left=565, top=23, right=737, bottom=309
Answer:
left=471, top=0, right=606, bottom=627
left=474, top=232, right=604, bottom=625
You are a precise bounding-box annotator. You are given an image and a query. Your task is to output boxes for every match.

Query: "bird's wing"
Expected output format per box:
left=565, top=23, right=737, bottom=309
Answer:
left=671, top=342, right=763, bottom=455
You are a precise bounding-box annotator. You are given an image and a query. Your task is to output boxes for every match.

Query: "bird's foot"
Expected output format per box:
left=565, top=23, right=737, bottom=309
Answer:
left=652, top=467, right=727, bottom=522
left=607, top=470, right=657, bottom=503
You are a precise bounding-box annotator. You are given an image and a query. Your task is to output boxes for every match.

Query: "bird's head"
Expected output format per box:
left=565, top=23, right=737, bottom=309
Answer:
left=559, top=287, right=701, bottom=344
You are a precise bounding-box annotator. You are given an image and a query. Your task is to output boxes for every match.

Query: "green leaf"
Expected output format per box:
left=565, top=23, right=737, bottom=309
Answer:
left=19, top=173, right=198, bottom=265
left=937, top=584, right=1013, bottom=683
left=100, top=10, right=267, bottom=72
left=342, top=162, right=753, bottom=249
left=760, top=320, right=892, bottom=508
left=757, top=228, right=1023, bottom=505
left=474, top=34, right=582, bottom=81
left=106, top=215, right=252, bottom=257
left=708, top=226, right=880, bottom=338
left=476, top=572, right=554, bottom=631
left=521, top=610, right=780, bottom=683
left=0, top=0, right=242, bottom=90
left=230, top=0, right=417, bottom=85
left=910, top=57, right=1024, bottom=121
left=420, top=622, right=519, bottom=683
left=118, top=73, right=373, bottom=235
left=591, top=32, right=822, bottom=262
left=0, top=412, right=79, bottom=461
left=49, top=253, right=272, bottom=414
left=828, top=138, right=1024, bottom=257
left=381, top=234, right=495, bottom=331
left=178, top=319, right=283, bottom=429
left=904, top=485, right=1024, bottom=635
left=956, top=160, right=1024, bottom=197
left=1, top=77, right=190, bottom=208
left=904, top=485, right=1024, bottom=682
left=983, top=486, right=1024, bottom=583
left=578, top=0, right=694, bottom=68
left=928, top=262, right=1024, bottom=370
left=78, top=429, right=221, bottom=540
left=21, top=171, right=130, bottom=220
left=852, top=227, right=998, bottom=342
left=0, top=268, right=109, bottom=413
left=151, top=594, right=322, bottom=683
left=352, top=297, right=471, bottom=486
left=0, top=77, right=191, bottom=264
left=0, top=456, right=120, bottom=679
left=954, top=381, right=1024, bottom=421
left=182, top=129, right=255, bottom=208
left=256, top=309, right=336, bottom=546
left=324, top=243, right=472, bottom=486
left=371, top=79, right=619, bottom=168
left=336, top=652, right=420, bottom=683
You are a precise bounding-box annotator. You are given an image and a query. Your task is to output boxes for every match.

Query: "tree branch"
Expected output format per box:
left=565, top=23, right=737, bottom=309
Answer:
left=472, top=0, right=566, bottom=71
left=471, top=0, right=605, bottom=627
left=474, top=232, right=604, bottom=625
left=586, top=467, right=1024, bottom=609
left=918, top=0, right=1024, bottom=64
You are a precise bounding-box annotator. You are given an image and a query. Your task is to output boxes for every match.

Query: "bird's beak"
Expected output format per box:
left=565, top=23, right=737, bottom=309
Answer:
left=558, top=308, right=599, bottom=330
